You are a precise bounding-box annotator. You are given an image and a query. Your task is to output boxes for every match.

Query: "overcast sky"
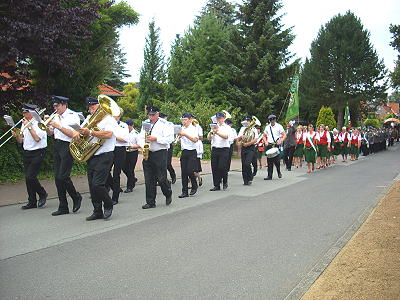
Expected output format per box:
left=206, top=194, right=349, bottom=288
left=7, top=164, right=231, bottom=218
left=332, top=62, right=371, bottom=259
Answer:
left=118, top=0, right=400, bottom=83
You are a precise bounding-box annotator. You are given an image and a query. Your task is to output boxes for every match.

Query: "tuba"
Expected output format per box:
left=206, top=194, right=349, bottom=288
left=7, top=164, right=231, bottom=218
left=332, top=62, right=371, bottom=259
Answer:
left=242, top=116, right=261, bottom=143
left=69, top=95, right=120, bottom=162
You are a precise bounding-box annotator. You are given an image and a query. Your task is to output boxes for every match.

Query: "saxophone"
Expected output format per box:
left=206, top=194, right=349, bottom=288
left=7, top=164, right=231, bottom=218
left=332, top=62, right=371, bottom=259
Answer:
left=141, top=121, right=152, bottom=161
left=69, top=95, right=121, bottom=162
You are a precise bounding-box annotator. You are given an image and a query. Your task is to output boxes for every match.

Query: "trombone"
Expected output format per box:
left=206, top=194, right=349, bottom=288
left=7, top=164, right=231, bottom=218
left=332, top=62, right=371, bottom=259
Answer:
left=0, top=108, right=46, bottom=148
left=38, top=110, right=58, bottom=131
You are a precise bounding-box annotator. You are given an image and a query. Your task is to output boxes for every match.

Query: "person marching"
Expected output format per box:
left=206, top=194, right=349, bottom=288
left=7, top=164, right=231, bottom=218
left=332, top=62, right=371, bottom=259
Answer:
left=222, top=119, right=237, bottom=189
left=45, top=96, right=82, bottom=216
left=122, top=119, right=140, bottom=193
left=12, top=104, right=48, bottom=209
left=160, top=113, right=177, bottom=184
left=177, top=113, right=199, bottom=198
left=255, top=127, right=265, bottom=170
left=338, top=127, right=350, bottom=162
left=138, top=106, right=174, bottom=209
left=106, top=111, right=129, bottom=205
left=350, top=128, right=361, bottom=161
left=303, top=124, right=320, bottom=173
left=283, top=120, right=296, bottom=171
left=331, top=128, right=341, bottom=163
left=208, top=112, right=231, bottom=191
left=191, top=115, right=204, bottom=187
left=293, top=125, right=304, bottom=168
left=263, top=114, right=286, bottom=180
left=79, top=97, right=117, bottom=220
left=317, top=124, right=331, bottom=169
left=236, top=115, right=258, bottom=185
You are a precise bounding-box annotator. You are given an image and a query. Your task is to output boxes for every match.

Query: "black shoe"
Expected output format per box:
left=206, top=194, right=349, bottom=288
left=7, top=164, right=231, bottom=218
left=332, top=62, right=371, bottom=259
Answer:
left=166, top=194, right=172, bottom=205
left=51, top=210, right=69, bottom=216
left=223, top=183, right=228, bottom=190
left=86, top=213, right=103, bottom=221
left=210, top=186, right=220, bottom=191
left=244, top=181, right=252, bottom=186
left=252, top=172, right=257, bottom=177
left=124, top=188, right=133, bottom=193
left=21, top=202, right=37, bottom=210
left=112, top=200, right=118, bottom=205
left=73, top=193, right=82, bottom=213
left=278, top=173, right=282, bottom=178
left=103, top=208, right=113, bottom=220
left=198, top=176, right=203, bottom=186
left=134, top=177, right=138, bottom=183
left=189, top=188, right=197, bottom=196
left=142, top=203, right=156, bottom=209
left=38, top=193, right=48, bottom=208
left=264, top=177, right=272, bottom=180
left=178, top=193, right=189, bottom=198
left=287, top=168, right=291, bottom=171
left=171, top=177, right=177, bottom=184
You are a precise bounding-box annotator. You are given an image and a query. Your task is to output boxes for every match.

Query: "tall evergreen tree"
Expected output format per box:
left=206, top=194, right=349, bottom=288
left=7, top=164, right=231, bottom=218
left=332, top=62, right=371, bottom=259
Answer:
left=198, top=0, right=237, bottom=25
left=237, top=0, right=297, bottom=118
left=301, top=11, right=387, bottom=128
left=389, top=24, right=400, bottom=90
left=139, top=20, right=166, bottom=110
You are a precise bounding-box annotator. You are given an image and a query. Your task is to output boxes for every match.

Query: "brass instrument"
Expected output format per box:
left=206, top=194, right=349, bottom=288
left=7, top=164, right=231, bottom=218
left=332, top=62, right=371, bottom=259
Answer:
left=38, top=110, right=58, bottom=130
left=0, top=108, right=46, bottom=148
left=69, top=94, right=121, bottom=162
left=242, top=116, right=261, bottom=143
left=140, top=121, right=152, bottom=161
left=192, top=119, right=199, bottom=126
left=222, top=110, right=231, bottom=119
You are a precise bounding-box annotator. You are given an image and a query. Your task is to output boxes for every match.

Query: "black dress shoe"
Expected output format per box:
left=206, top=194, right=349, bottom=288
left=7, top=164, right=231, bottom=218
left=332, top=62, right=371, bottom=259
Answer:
left=124, top=188, right=133, bottom=193
left=134, top=177, right=138, bottom=183
left=86, top=213, right=103, bottom=221
left=244, top=181, right=252, bottom=186
left=73, top=192, right=82, bottom=213
left=209, top=186, right=220, bottom=191
left=278, top=173, right=282, bottom=178
left=198, top=176, right=203, bottom=186
left=103, top=208, right=113, bottom=220
left=166, top=194, right=172, bottom=205
left=252, top=172, right=257, bottom=177
left=142, top=203, right=156, bottom=209
left=264, top=177, right=272, bottom=180
left=178, top=193, right=189, bottom=198
left=189, top=188, right=197, bottom=196
left=171, top=177, right=177, bottom=184
left=223, top=183, right=228, bottom=190
left=51, top=210, right=69, bottom=216
left=21, top=202, right=37, bottom=210
left=112, top=200, right=118, bottom=205
left=38, top=192, right=48, bottom=208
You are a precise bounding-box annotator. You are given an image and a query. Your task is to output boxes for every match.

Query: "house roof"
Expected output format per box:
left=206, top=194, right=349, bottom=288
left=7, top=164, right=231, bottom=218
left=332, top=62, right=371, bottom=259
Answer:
left=1, top=73, right=30, bottom=91
left=98, top=83, right=125, bottom=97
left=387, top=102, right=399, bottom=116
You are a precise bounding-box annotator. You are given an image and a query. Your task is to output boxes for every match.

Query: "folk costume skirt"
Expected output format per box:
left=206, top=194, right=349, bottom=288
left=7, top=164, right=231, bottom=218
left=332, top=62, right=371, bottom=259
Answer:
left=304, top=146, right=317, bottom=163
left=293, top=143, right=304, bottom=158
left=318, top=144, right=328, bottom=158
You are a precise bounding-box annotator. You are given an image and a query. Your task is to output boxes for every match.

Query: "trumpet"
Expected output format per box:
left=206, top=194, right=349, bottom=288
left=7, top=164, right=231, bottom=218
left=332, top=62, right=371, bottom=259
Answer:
left=38, top=110, right=58, bottom=130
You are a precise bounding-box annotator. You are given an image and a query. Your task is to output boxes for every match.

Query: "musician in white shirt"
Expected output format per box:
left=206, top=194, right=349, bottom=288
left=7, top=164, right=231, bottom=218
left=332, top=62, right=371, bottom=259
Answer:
left=12, top=104, right=48, bottom=209
left=191, top=115, right=204, bottom=187
left=78, top=97, right=117, bottom=220
left=177, top=113, right=199, bottom=198
left=138, top=106, right=174, bottom=209
left=237, top=115, right=258, bottom=185
left=207, top=112, right=231, bottom=191
left=262, top=114, right=286, bottom=180
left=160, top=113, right=177, bottom=184
left=222, top=119, right=237, bottom=189
left=122, top=118, right=140, bottom=193
left=45, top=96, right=82, bottom=216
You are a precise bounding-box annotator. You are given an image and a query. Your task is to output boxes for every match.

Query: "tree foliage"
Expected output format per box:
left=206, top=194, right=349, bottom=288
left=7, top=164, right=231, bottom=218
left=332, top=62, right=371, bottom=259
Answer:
left=389, top=24, right=400, bottom=90
left=316, top=106, right=337, bottom=129
left=300, top=11, right=387, bottom=128
left=117, top=82, right=140, bottom=121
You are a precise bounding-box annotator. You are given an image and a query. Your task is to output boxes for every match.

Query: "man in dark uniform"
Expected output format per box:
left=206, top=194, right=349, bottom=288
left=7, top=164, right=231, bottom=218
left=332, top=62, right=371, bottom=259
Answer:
left=79, top=97, right=116, bottom=220
left=139, top=107, right=174, bottom=209
left=46, top=96, right=82, bottom=216
left=12, top=104, right=48, bottom=209
left=283, top=121, right=296, bottom=171
left=160, top=113, right=177, bottom=184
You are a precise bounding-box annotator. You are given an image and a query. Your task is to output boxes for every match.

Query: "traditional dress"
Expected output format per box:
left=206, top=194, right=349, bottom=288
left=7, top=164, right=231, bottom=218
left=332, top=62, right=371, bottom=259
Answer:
left=293, top=131, right=304, bottom=158
left=332, top=133, right=341, bottom=156
left=350, top=133, right=361, bottom=157
left=303, top=131, right=320, bottom=163
left=317, top=130, right=331, bottom=158
left=338, top=131, right=350, bottom=155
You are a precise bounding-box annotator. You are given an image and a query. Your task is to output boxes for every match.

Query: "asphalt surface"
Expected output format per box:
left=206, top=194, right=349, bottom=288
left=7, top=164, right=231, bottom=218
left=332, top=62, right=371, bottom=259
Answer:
left=0, top=146, right=399, bottom=299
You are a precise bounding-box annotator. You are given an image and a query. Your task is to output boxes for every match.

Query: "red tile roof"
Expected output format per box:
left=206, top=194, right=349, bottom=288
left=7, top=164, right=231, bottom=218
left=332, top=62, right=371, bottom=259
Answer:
left=98, top=83, right=125, bottom=96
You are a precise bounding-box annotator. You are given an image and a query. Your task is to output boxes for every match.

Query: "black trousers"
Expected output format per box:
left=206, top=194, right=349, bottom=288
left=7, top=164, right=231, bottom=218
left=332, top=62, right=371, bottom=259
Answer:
left=87, top=152, right=114, bottom=215
left=122, top=150, right=138, bottom=189
left=23, top=148, right=47, bottom=204
left=241, top=146, right=255, bottom=183
left=211, top=147, right=229, bottom=187
left=251, top=146, right=258, bottom=173
left=194, top=158, right=202, bottom=173
left=106, top=146, right=126, bottom=202
left=54, top=140, right=79, bottom=211
left=222, top=144, right=234, bottom=185
left=143, top=149, right=172, bottom=205
left=283, top=146, right=296, bottom=170
left=180, top=149, right=198, bottom=193
left=266, top=145, right=281, bottom=178
left=167, top=145, right=176, bottom=180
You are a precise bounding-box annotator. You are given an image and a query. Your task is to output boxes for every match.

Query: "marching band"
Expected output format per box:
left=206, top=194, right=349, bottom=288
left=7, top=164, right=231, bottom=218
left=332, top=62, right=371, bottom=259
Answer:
left=3, top=95, right=399, bottom=220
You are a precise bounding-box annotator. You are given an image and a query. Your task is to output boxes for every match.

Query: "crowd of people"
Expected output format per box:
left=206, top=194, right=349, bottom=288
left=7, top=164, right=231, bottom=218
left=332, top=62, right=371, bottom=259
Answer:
left=7, top=94, right=400, bottom=221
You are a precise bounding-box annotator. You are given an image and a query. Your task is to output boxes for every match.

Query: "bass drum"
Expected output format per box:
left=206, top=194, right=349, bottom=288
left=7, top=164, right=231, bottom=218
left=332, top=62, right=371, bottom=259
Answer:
left=265, top=147, right=280, bottom=158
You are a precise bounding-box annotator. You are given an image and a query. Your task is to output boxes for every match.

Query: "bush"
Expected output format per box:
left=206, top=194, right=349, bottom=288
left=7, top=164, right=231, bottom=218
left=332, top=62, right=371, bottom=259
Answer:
left=364, top=118, right=381, bottom=129
left=316, top=106, right=337, bottom=129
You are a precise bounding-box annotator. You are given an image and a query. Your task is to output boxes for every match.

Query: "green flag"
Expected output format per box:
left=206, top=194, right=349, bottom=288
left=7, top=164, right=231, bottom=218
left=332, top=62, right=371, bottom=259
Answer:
left=285, top=74, right=300, bottom=122
left=344, top=104, right=350, bottom=127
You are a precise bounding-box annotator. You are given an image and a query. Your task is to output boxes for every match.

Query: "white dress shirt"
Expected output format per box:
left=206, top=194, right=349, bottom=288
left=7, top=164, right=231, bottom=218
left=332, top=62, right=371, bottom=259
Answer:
left=21, top=120, right=47, bottom=150
left=303, top=131, right=320, bottom=145
left=138, top=118, right=174, bottom=152
left=180, top=124, right=199, bottom=150
left=115, top=121, right=129, bottom=147
left=210, top=123, right=231, bottom=148
left=127, top=129, right=139, bottom=152
left=93, top=115, right=117, bottom=156
left=195, top=124, right=204, bottom=158
left=264, top=123, right=285, bottom=144
left=53, top=108, right=81, bottom=142
left=228, top=127, right=238, bottom=145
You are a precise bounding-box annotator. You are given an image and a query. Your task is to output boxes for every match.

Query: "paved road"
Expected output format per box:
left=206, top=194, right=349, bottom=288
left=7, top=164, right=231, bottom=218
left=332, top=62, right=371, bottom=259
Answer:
left=0, top=146, right=399, bottom=299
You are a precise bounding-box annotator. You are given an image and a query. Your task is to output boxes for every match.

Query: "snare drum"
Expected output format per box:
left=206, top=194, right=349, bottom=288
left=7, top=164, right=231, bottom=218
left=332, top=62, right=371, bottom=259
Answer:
left=265, top=147, right=279, bottom=158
